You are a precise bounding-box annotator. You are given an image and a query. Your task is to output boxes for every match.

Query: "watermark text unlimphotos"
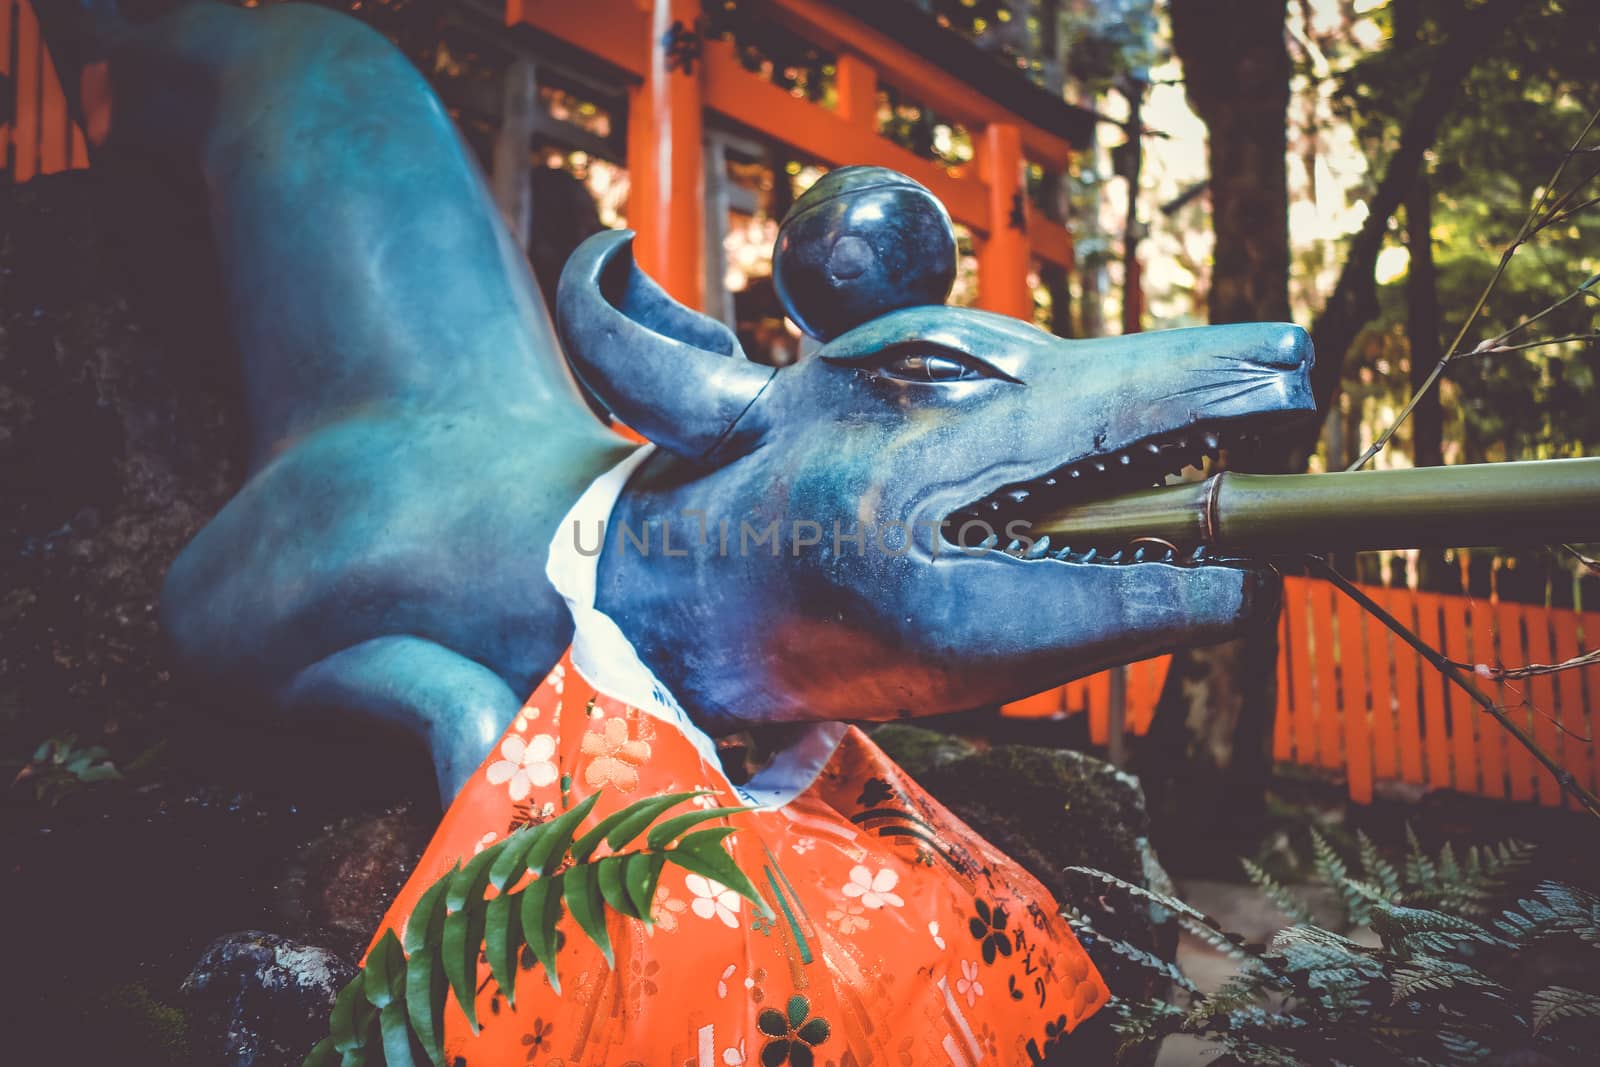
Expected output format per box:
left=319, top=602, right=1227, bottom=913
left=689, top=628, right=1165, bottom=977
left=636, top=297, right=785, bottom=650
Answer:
left=570, top=512, right=1037, bottom=559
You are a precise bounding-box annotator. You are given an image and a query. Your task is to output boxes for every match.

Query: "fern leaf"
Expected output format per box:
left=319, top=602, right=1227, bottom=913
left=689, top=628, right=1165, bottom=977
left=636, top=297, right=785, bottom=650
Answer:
left=1309, top=828, right=1372, bottom=925
left=1065, top=866, right=1212, bottom=924
left=1358, top=830, right=1402, bottom=899
left=644, top=805, right=752, bottom=850
left=519, top=874, right=564, bottom=993
left=564, top=861, right=613, bottom=965
left=401, top=875, right=451, bottom=1067
left=483, top=889, right=523, bottom=1008
left=440, top=849, right=497, bottom=1032
left=670, top=826, right=771, bottom=916
left=307, top=790, right=764, bottom=1067
left=1242, top=858, right=1313, bottom=924
left=1403, top=823, right=1438, bottom=894
left=623, top=852, right=666, bottom=920
left=1532, top=985, right=1600, bottom=1034
left=1095, top=930, right=1198, bottom=991
left=524, top=792, right=601, bottom=875
left=1390, top=957, right=1508, bottom=1003
left=1368, top=900, right=1504, bottom=954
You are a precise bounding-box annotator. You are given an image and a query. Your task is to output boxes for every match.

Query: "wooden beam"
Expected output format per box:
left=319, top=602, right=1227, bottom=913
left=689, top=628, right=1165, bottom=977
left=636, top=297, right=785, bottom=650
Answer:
left=505, top=0, right=646, bottom=79
left=627, top=0, right=705, bottom=308
left=703, top=39, right=988, bottom=233
left=762, top=0, right=1078, bottom=169
left=976, top=122, right=1029, bottom=317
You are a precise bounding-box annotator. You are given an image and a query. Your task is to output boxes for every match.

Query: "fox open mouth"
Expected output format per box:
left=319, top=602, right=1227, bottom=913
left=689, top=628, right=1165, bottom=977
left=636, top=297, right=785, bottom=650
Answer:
left=942, top=419, right=1278, bottom=567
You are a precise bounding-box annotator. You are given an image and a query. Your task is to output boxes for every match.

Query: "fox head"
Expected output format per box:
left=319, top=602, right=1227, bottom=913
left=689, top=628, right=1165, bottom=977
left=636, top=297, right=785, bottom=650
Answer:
left=558, top=230, right=1314, bottom=734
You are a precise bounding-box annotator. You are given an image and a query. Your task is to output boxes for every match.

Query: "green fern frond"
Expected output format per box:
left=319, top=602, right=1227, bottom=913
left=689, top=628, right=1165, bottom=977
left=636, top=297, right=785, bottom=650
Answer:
left=1499, top=882, right=1600, bottom=947
left=1368, top=900, right=1504, bottom=955
left=1243, top=857, right=1313, bottom=924
left=1359, top=830, right=1403, bottom=900
left=1531, top=985, right=1600, bottom=1034
left=1098, top=929, right=1199, bottom=991
left=1403, top=823, right=1439, bottom=893
left=1309, top=828, right=1373, bottom=925
left=1111, top=996, right=1187, bottom=1053
left=1064, top=865, right=1213, bottom=924
left=1216, top=1032, right=1304, bottom=1066
left=304, top=790, right=765, bottom=1067
left=1390, top=957, right=1509, bottom=1003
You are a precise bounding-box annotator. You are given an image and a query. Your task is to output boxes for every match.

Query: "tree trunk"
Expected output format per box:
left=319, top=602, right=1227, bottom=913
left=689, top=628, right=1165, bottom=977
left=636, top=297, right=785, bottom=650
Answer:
left=1138, top=0, right=1290, bottom=837
left=1397, top=0, right=1451, bottom=593
left=1300, top=0, right=1521, bottom=464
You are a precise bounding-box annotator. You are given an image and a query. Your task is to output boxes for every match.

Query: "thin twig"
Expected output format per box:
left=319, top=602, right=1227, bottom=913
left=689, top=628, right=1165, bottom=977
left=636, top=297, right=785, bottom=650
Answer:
left=1306, top=556, right=1600, bottom=819
left=1474, top=275, right=1600, bottom=349
left=1472, top=332, right=1600, bottom=355
left=1531, top=193, right=1600, bottom=236
left=1447, top=647, right=1600, bottom=682
left=1347, top=106, right=1600, bottom=472
left=1562, top=543, right=1600, bottom=575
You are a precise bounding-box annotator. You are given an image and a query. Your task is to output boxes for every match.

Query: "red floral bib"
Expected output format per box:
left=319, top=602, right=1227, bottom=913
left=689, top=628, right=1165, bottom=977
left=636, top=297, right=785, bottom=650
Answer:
left=373, top=650, right=1109, bottom=1065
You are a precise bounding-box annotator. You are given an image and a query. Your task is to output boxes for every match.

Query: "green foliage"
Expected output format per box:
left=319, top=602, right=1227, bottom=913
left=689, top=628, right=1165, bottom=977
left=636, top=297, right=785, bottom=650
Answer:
left=9, top=734, right=122, bottom=806
left=1078, top=830, right=1600, bottom=1065
left=303, top=791, right=768, bottom=1067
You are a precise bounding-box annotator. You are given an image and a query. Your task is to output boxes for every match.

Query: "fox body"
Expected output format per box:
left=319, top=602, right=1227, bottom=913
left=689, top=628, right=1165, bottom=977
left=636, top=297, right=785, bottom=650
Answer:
left=38, top=1, right=1314, bottom=799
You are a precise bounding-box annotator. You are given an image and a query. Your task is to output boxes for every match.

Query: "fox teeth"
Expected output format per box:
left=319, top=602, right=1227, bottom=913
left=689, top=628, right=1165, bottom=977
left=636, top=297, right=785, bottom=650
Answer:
left=1024, top=536, right=1051, bottom=560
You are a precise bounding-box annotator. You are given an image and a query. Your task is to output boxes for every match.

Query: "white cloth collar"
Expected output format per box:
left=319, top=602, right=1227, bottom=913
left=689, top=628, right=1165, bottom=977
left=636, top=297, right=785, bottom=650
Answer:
left=545, top=444, right=846, bottom=809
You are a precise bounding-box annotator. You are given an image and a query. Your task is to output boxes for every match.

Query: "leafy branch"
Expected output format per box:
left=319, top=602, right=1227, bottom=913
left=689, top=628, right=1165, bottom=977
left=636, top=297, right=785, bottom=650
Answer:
left=303, top=790, right=768, bottom=1067
left=1347, top=105, right=1600, bottom=472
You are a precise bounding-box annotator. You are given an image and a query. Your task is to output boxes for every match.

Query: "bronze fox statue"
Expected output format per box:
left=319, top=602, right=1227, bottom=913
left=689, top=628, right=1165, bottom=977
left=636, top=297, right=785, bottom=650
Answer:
left=35, top=0, right=1314, bottom=800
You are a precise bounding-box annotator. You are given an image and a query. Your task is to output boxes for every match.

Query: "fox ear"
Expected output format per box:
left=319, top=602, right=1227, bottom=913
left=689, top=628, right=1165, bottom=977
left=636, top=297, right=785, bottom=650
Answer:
left=557, top=231, right=773, bottom=461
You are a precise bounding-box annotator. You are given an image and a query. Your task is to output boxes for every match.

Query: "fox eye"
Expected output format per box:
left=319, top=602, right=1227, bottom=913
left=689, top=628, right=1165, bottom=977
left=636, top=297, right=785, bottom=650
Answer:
left=869, top=347, right=1004, bottom=383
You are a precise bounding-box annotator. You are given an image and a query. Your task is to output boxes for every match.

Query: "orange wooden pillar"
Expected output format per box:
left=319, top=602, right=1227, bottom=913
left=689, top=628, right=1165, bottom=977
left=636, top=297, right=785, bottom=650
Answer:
left=13, top=0, right=39, bottom=182
left=1, top=0, right=13, bottom=175
left=627, top=0, right=705, bottom=309
left=976, top=122, right=1030, bottom=319
left=835, top=54, right=877, bottom=132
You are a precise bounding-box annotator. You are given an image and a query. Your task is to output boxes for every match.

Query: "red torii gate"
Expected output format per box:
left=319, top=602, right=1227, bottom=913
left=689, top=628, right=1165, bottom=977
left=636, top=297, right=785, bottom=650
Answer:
left=503, top=0, right=1086, bottom=317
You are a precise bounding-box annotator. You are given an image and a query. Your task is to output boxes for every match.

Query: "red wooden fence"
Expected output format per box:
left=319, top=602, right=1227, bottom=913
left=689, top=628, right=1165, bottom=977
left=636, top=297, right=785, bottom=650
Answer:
left=3, top=0, right=91, bottom=184
left=1006, top=576, right=1598, bottom=809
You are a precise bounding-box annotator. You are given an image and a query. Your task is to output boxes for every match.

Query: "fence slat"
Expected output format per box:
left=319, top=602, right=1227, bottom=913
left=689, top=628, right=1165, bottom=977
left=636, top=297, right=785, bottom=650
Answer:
left=1001, top=687, right=1062, bottom=719
left=1086, top=670, right=1109, bottom=745
left=38, top=34, right=65, bottom=174
left=14, top=0, right=37, bottom=182
left=1312, top=581, right=1343, bottom=770
left=1364, top=586, right=1399, bottom=783
left=1378, top=587, right=1427, bottom=784
left=1470, top=599, right=1505, bottom=800
left=1274, top=608, right=1293, bottom=762
left=1550, top=610, right=1592, bottom=809
left=1412, top=594, right=1452, bottom=790
left=1335, top=588, right=1374, bottom=803
left=1493, top=602, right=1535, bottom=804
left=1521, top=604, right=1563, bottom=806
left=1130, top=656, right=1167, bottom=735
left=1441, top=595, right=1479, bottom=794
left=1288, top=579, right=1319, bottom=765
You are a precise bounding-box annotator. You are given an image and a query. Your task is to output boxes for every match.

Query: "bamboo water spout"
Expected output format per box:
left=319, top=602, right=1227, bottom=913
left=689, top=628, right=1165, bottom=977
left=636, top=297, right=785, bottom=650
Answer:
left=1030, top=456, right=1600, bottom=555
